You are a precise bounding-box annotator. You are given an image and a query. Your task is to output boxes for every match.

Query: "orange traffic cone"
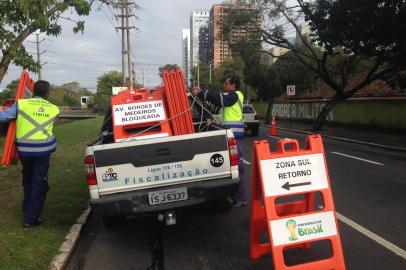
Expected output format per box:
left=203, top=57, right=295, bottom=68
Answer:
left=269, top=115, right=277, bottom=136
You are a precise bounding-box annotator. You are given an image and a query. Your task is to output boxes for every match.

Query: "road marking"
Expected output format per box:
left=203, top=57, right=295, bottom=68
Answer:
left=336, top=211, right=406, bottom=259
left=315, top=206, right=406, bottom=259
left=267, top=135, right=284, bottom=140
left=244, top=147, right=404, bottom=258
left=331, top=151, right=384, bottom=166
left=242, top=159, right=251, bottom=165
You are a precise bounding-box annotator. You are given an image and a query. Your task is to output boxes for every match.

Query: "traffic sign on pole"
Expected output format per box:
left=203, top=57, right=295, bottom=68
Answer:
left=287, top=85, right=295, bottom=96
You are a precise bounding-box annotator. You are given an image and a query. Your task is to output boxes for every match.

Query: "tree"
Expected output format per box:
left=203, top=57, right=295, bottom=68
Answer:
left=190, top=63, right=222, bottom=90
left=0, top=0, right=92, bottom=84
left=273, top=49, right=320, bottom=97
left=228, top=0, right=406, bottom=130
left=0, top=79, right=19, bottom=103
left=63, top=94, right=80, bottom=107
left=158, top=64, right=180, bottom=78
left=94, top=71, right=123, bottom=113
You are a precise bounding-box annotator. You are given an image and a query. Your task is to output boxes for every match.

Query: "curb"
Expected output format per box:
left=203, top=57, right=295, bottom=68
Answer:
left=48, top=204, right=91, bottom=270
left=262, top=124, right=406, bottom=152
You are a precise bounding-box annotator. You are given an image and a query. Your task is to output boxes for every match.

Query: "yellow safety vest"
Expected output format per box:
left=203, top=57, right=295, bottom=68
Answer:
left=16, top=98, right=59, bottom=156
left=222, top=90, right=244, bottom=139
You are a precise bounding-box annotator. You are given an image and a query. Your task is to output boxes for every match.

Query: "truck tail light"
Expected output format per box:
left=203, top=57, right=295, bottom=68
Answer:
left=254, top=114, right=259, bottom=120
left=85, top=155, right=97, bottom=185
left=228, top=137, right=239, bottom=167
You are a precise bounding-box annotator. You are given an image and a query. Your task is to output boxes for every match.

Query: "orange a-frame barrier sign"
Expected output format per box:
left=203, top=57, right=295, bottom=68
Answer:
left=1, top=71, right=34, bottom=166
left=250, top=135, right=346, bottom=270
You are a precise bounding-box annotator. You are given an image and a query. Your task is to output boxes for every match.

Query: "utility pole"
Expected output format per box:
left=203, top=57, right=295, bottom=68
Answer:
left=197, top=61, right=200, bottom=86
left=29, top=32, right=46, bottom=80
left=119, top=3, right=125, bottom=85
left=209, top=63, right=212, bottom=84
left=125, top=3, right=133, bottom=88
left=115, top=0, right=135, bottom=87
left=132, top=62, right=136, bottom=85
left=142, top=68, right=145, bottom=87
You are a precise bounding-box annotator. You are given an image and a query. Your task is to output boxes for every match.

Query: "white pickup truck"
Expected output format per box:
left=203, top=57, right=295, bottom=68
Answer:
left=85, top=105, right=240, bottom=226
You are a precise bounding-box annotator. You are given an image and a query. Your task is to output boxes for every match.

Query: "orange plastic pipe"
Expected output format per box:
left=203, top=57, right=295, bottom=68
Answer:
left=1, top=72, right=34, bottom=166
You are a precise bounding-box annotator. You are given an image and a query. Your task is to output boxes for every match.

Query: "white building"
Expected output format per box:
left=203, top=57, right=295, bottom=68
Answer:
left=295, top=22, right=311, bottom=46
left=181, top=29, right=191, bottom=86
left=269, top=46, right=290, bottom=64
left=190, top=10, right=209, bottom=68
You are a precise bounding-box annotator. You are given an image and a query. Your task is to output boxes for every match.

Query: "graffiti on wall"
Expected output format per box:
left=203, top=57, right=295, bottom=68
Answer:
left=272, top=102, right=334, bottom=121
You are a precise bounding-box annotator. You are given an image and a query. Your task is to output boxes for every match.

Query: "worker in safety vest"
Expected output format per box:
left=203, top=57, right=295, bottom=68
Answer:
left=192, top=75, right=247, bottom=207
left=0, top=80, right=59, bottom=228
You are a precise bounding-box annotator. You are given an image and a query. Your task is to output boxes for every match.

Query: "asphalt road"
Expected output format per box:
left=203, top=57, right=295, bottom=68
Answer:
left=66, top=126, right=406, bottom=270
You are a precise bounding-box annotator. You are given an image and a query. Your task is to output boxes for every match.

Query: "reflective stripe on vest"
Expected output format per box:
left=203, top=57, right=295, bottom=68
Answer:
left=222, top=91, right=244, bottom=139
left=16, top=98, right=59, bottom=156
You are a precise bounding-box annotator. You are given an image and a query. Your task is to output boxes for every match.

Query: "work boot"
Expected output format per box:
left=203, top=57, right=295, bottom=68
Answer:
left=23, top=218, right=42, bottom=229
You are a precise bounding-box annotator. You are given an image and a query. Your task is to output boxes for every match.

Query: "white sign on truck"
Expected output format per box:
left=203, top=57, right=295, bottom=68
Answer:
left=260, top=153, right=329, bottom=196
left=113, top=100, right=166, bottom=126
left=112, top=86, right=128, bottom=95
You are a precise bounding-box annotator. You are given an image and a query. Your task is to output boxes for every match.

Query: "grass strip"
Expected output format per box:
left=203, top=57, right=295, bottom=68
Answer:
left=0, top=116, right=103, bottom=270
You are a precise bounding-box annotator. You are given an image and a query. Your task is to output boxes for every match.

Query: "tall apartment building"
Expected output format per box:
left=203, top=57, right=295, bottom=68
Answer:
left=181, top=29, right=191, bottom=85
left=269, top=46, right=290, bottom=64
left=295, top=22, right=311, bottom=46
left=208, top=3, right=260, bottom=68
left=190, top=10, right=209, bottom=68
left=198, top=25, right=210, bottom=64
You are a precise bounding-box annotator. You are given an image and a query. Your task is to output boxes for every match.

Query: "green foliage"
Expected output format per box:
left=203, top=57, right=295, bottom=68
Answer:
left=191, top=58, right=247, bottom=92
left=158, top=64, right=180, bottom=78
left=303, top=0, right=406, bottom=67
left=1, top=79, right=91, bottom=106
left=223, top=7, right=261, bottom=42
left=94, top=70, right=122, bottom=113
left=0, top=79, right=19, bottom=103
left=63, top=94, right=79, bottom=107
left=216, top=57, right=246, bottom=85
left=0, top=0, right=92, bottom=84
left=0, top=117, right=103, bottom=270
left=190, top=63, right=222, bottom=90
left=273, top=49, right=320, bottom=97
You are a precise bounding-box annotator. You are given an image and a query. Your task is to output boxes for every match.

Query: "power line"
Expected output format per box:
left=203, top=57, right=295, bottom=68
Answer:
left=27, top=32, right=46, bottom=80
left=133, top=33, right=181, bottom=63
left=137, top=5, right=180, bottom=33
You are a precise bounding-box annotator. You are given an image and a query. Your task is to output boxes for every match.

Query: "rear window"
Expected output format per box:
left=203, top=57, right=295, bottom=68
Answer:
left=243, top=105, right=255, bottom=114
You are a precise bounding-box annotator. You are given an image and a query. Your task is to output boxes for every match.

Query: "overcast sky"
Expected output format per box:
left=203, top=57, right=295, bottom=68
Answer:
left=1, top=0, right=220, bottom=91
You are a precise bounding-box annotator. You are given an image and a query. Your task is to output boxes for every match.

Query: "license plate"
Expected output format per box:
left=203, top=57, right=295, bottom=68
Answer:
left=148, top=187, right=188, bottom=205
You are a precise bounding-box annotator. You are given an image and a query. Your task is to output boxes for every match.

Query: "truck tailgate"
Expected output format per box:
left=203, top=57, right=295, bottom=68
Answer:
left=91, top=130, right=234, bottom=196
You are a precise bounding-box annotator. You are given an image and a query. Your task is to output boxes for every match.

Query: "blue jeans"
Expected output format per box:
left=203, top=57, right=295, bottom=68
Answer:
left=20, top=155, right=50, bottom=224
left=233, top=139, right=247, bottom=203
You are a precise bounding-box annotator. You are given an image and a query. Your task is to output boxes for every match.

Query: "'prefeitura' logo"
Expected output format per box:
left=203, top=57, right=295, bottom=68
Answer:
left=286, top=218, right=324, bottom=241
left=33, top=106, right=49, bottom=117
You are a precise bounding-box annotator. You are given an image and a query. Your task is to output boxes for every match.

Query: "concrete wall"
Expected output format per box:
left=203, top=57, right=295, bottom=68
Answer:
left=253, top=98, right=406, bottom=130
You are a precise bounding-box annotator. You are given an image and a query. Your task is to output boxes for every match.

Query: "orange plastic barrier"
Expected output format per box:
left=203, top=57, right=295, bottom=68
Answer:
left=1, top=71, right=34, bottom=166
left=111, top=88, right=172, bottom=142
left=162, top=70, right=194, bottom=135
left=250, top=135, right=346, bottom=270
